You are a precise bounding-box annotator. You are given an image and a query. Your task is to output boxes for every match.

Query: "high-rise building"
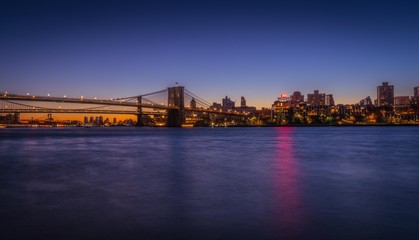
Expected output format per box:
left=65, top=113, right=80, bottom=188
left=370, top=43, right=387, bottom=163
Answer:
left=307, top=90, right=326, bottom=105
left=414, top=86, right=419, bottom=97
left=222, top=96, right=235, bottom=109
left=377, top=82, right=394, bottom=106
left=241, top=96, right=246, bottom=107
left=326, top=94, right=335, bottom=106
left=190, top=98, right=197, bottom=108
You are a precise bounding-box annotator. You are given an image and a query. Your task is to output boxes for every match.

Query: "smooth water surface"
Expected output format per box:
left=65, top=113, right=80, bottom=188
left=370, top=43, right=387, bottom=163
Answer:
left=1, top=127, right=419, bottom=240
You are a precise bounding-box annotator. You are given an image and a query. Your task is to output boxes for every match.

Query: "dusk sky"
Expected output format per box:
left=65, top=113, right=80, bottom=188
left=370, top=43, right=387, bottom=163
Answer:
left=1, top=0, right=419, bottom=108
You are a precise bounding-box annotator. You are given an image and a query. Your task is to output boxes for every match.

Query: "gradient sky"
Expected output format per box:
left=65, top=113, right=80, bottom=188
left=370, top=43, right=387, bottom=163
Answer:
left=1, top=0, right=419, bottom=108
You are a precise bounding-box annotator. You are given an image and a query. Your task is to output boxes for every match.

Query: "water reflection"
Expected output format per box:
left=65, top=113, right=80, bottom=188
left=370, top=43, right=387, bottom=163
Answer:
left=274, top=127, right=304, bottom=239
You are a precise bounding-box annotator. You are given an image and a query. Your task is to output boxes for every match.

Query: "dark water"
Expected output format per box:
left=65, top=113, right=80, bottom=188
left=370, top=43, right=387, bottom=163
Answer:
left=1, top=127, right=419, bottom=240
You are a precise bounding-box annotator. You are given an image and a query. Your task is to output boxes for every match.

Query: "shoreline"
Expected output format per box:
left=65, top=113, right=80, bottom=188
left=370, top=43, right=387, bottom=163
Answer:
left=1, top=123, right=419, bottom=128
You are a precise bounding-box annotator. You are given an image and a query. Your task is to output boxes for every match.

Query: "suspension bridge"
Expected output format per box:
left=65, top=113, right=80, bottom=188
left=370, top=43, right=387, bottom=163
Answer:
left=0, top=86, right=248, bottom=127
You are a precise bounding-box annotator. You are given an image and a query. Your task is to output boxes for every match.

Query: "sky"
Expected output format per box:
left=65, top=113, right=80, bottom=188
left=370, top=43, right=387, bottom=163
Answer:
left=1, top=0, right=419, bottom=108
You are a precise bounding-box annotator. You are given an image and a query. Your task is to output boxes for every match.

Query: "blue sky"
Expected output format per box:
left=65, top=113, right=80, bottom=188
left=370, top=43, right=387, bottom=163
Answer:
left=1, top=0, right=419, bottom=108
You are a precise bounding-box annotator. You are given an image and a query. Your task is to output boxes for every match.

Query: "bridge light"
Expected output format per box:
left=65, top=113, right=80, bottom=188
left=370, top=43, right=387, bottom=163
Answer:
left=64, top=95, right=66, bottom=98
left=47, top=94, right=50, bottom=97
left=27, top=93, right=29, bottom=96
left=94, top=97, right=97, bottom=100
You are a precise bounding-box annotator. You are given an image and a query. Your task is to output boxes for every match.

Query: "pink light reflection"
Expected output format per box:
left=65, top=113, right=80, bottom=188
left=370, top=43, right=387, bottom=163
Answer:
left=274, top=127, right=304, bottom=238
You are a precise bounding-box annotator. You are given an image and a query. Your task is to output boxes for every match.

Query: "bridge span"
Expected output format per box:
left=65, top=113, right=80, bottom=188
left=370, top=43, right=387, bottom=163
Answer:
left=0, top=86, right=248, bottom=127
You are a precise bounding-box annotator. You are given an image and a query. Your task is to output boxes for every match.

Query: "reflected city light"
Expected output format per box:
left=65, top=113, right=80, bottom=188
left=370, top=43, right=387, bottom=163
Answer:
left=274, top=127, right=304, bottom=239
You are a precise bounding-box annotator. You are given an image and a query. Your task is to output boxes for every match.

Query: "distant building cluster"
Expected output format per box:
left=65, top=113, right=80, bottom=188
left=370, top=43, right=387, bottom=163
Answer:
left=83, top=116, right=135, bottom=126
left=268, top=82, right=419, bottom=125
left=210, top=96, right=256, bottom=114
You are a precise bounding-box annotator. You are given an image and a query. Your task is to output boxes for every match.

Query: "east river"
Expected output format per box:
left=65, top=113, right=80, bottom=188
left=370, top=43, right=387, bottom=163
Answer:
left=1, top=127, right=418, bottom=240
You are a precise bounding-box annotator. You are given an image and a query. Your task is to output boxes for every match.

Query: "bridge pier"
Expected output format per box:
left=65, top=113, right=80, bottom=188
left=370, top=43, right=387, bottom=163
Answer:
left=166, top=86, right=185, bottom=127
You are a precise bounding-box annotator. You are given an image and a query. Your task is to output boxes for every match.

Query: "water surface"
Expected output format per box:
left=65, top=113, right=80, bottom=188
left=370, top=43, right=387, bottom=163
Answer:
left=1, top=127, right=418, bottom=239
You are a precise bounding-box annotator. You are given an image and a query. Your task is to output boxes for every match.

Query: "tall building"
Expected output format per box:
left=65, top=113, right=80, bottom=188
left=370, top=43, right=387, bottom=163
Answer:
left=241, top=96, right=246, bottom=107
left=415, top=86, right=419, bottom=97
left=190, top=98, right=197, bottom=108
left=222, top=96, right=235, bottom=109
left=377, top=82, right=394, bottom=106
left=326, top=94, right=335, bottom=106
left=307, top=90, right=326, bottom=105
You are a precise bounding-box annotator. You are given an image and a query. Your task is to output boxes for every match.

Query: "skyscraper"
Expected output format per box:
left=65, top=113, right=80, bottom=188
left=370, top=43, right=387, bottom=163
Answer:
left=414, top=86, right=419, bottom=97
left=222, top=96, right=235, bottom=109
left=240, top=96, right=246, bottom=107
left=377, top=82, right=394, bottom=106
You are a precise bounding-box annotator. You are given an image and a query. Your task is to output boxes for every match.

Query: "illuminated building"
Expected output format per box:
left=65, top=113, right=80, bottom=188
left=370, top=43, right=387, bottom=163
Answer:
left=307, top=90, right=326, bottom=106
left=326, top=94, right=335, bottom=106
left=415, top=86, right=419, bottom=97
left=377, top=82, right=394, bottom=106
left=290, top=91, right=304, bottom=106
left=394, top=96, right=410, bottom=113
left=272, top=93, right=291, bottom=124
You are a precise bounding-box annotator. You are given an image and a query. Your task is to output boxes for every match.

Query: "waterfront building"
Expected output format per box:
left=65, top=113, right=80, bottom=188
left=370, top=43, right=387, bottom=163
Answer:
left=377, top=82, right=394, bottom=106
left=290, top=91, right=304, bottom=106
left=272, top=94, right=292, bottom=124
left=326, top=94, right=335, bottom=106
left=359, top=96, right=373, bottom=106
left=415, top=86, right=419, bottom=97
left=394, top=96, right=411, bottom=113
left=307, top=90, right=326, bottom=106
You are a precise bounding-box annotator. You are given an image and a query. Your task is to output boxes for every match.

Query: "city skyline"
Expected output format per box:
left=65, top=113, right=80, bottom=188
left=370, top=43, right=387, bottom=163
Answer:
left=1, top=0, right=419, bottom=108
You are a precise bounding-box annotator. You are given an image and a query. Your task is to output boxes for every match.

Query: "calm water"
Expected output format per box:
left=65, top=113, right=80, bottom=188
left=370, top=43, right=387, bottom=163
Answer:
left=1, top=127, right=419, bottom=240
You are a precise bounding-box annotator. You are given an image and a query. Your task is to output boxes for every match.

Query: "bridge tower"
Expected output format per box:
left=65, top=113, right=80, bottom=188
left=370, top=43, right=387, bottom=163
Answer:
left=167, top=86, right=185, bottom=127
left=136, top=96, right=144, bottom=126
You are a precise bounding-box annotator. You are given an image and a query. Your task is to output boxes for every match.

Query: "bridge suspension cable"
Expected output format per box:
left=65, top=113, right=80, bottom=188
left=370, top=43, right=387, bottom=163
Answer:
left=184, top=89, right=212, bottom=108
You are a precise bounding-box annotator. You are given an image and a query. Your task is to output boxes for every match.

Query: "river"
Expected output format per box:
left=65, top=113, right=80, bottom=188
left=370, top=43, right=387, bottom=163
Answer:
left=1, top=127, right=418, bottom=239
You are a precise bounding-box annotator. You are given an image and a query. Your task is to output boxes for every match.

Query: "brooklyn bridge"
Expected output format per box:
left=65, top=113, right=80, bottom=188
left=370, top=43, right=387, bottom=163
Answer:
left=0, top=86, right=248, bottom=127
